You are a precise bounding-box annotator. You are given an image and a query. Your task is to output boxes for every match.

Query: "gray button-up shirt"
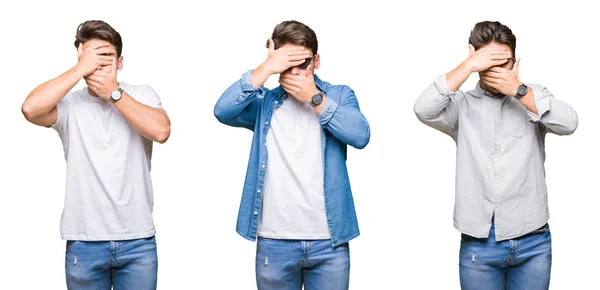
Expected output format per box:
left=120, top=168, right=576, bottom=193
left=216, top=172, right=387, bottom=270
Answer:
left=414, top=74, right=578, bottom=241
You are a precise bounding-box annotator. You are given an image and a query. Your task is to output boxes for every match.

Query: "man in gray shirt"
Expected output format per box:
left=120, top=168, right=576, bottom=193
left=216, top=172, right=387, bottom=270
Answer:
left=414, top=21, right=577, bottom=290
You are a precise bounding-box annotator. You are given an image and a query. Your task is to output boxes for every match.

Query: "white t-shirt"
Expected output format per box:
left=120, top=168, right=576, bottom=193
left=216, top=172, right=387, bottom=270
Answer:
left=52, top=82, right=162, bottom=241
left=257, top=95, right=330, bottom=240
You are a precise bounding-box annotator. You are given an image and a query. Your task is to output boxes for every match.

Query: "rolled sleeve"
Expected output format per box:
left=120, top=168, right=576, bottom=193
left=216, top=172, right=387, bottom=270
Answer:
left=318, top=96, right=338, bottom=125
left=240, top=70, right=266, bottom=99
left=527, top=87, right=551, bottom=122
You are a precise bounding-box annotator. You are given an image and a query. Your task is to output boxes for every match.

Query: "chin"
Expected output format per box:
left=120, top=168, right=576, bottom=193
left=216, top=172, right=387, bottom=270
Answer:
left=481, top=83, right=501, bottom=97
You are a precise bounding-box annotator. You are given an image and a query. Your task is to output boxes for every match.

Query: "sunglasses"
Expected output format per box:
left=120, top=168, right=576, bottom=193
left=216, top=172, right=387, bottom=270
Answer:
left=297, top=55, right=316, bottom=70
left=502, top=58, right=516, bottom=70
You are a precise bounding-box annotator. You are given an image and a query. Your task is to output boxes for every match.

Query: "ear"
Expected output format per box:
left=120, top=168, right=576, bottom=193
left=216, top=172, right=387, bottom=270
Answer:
left=117, top=55, right=124, bottom=71
left=313, top=53, right=320, bottom=70
left=468, top=44, right=475, bottom=56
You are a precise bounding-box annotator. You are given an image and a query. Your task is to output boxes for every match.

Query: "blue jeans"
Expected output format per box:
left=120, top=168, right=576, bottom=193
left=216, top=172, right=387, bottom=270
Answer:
left=255, top=238, right=350, bottom=290
left=459, top=222, right=552, bottom=290
left=65, top=236, right=158, bottom=290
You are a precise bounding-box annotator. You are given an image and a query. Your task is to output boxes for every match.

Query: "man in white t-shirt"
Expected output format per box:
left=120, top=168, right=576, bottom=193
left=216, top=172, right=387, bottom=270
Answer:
left=21, top=20, right=170, bottom=290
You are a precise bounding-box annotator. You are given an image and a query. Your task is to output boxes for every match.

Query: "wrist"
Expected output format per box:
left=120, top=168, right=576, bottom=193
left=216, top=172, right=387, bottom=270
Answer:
left=109, top=81, right=120, bottom=92
left=72, top=63, right=87, bottom=78
left=258, top=61, right=276, bottom=76
left=310, top=87, right=320, bottom=96
left=513, top=82, right=528, bottom=99
left=460, top=60, right=475, bottom=73
left=251, top=64, right=270, bottom=87
left=310, top=90, right=324, bottom=106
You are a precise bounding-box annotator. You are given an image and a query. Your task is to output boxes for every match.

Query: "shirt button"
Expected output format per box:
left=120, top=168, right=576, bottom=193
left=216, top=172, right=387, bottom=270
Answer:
left=265, top=121, right=269, bottom=126
left=261, top=164, right=266, bottom=168
left=257, top=189, right=261, bottom=193
left=254, top=211, right=258, bottom=215
left=274, top=100, right=278, bottom=104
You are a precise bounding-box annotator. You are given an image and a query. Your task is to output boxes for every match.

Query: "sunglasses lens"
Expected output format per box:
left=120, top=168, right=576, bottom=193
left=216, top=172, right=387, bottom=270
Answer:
left=298, top=58, right=311, bottom=69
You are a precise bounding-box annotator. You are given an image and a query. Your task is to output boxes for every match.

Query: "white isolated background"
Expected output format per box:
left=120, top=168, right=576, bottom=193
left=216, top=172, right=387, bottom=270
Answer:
left=0, top=0, right=597, bottom=289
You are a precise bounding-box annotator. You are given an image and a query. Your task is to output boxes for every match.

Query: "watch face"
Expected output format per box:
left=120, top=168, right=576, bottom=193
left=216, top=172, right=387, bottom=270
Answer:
left=111, top=90, right=121, bottom=101
left=311, top=93, right=323, bottom=105
left=518, top=85, right=528, bottom=96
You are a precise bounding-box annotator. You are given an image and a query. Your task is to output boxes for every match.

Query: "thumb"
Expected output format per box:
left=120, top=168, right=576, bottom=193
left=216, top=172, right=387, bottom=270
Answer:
left=468, top=44, right=475, bottom=56
left=305, top=62, right=313, bottom=78
left=513, top=58, right=521, bottom=72
left=268, top=38, right=275, bottom=55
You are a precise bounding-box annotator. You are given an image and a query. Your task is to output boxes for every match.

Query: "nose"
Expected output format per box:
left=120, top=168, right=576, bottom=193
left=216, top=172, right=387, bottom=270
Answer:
left=290, top=66, right=301, bottom=75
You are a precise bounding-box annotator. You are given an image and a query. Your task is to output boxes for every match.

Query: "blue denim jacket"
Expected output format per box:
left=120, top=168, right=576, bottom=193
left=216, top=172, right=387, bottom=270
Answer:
left=214, top=70, right=370, bottom=246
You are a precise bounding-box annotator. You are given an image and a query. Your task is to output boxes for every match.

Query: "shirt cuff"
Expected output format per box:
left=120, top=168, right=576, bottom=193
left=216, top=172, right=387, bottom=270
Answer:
left=319, top=96, right=338, bottom=125
left=527, top=88, right=550, bottom=122
left=435, top=74, right=458, bottom=96
left=240, top=69, right=266, bottom=99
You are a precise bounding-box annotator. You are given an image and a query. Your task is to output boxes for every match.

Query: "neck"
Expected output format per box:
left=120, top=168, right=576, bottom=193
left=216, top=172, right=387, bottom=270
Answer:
left=87, top=87, right=100, bottom=98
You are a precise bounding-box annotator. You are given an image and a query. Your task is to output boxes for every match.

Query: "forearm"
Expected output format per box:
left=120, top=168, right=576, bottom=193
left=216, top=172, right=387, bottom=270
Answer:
left=251, top=63, right=272, bottom=88
left=22, top=65, right=83, bottom=119
left=114, top=93, right=171, bottom=143
left=446, top=61, right=472, bottom=93
left=517, top=88, right=538, bottom=115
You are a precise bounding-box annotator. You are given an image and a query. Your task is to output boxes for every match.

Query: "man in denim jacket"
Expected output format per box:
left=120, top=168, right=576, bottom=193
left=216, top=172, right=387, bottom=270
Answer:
left=214, top=20, right=370, bottom=289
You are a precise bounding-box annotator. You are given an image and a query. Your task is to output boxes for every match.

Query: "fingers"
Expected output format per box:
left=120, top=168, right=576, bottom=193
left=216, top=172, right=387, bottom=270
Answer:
left=488, top=53, right=511, bottom=60
left=85, top=78, right=102, bottom=89
left=279, top=74, right=305, bottom=81
left=278, top=77, right=296, bottom=87
left=94, top=46, right=116, bottom=56
left=84, top=73, right=100, bottom=82
left=288, top=50, right=310, bottom=58
left=91, top=43, right=111, bottom=51
left=487, top=66, right=510, bottom=73
left=488, top=51, right=511, bottom=60
left=480, top=70, right=502, bottom=78
left=98, top=55, right=116, bottom=61
left=91, top=67, right=110, bottom=76
left=279, top=81, right=295, bottom=94
left=97, top=59, right=114, bottom=66
left=480, top=76, right=500, bottom=85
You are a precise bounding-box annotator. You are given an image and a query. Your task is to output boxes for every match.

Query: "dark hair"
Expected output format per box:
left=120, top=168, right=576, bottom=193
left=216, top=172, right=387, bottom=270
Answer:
left=469, top=21, right=516, bottom=55
left=266, top=20, right=318, bottom=54
left=74, top=20, right=123, bottom=57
